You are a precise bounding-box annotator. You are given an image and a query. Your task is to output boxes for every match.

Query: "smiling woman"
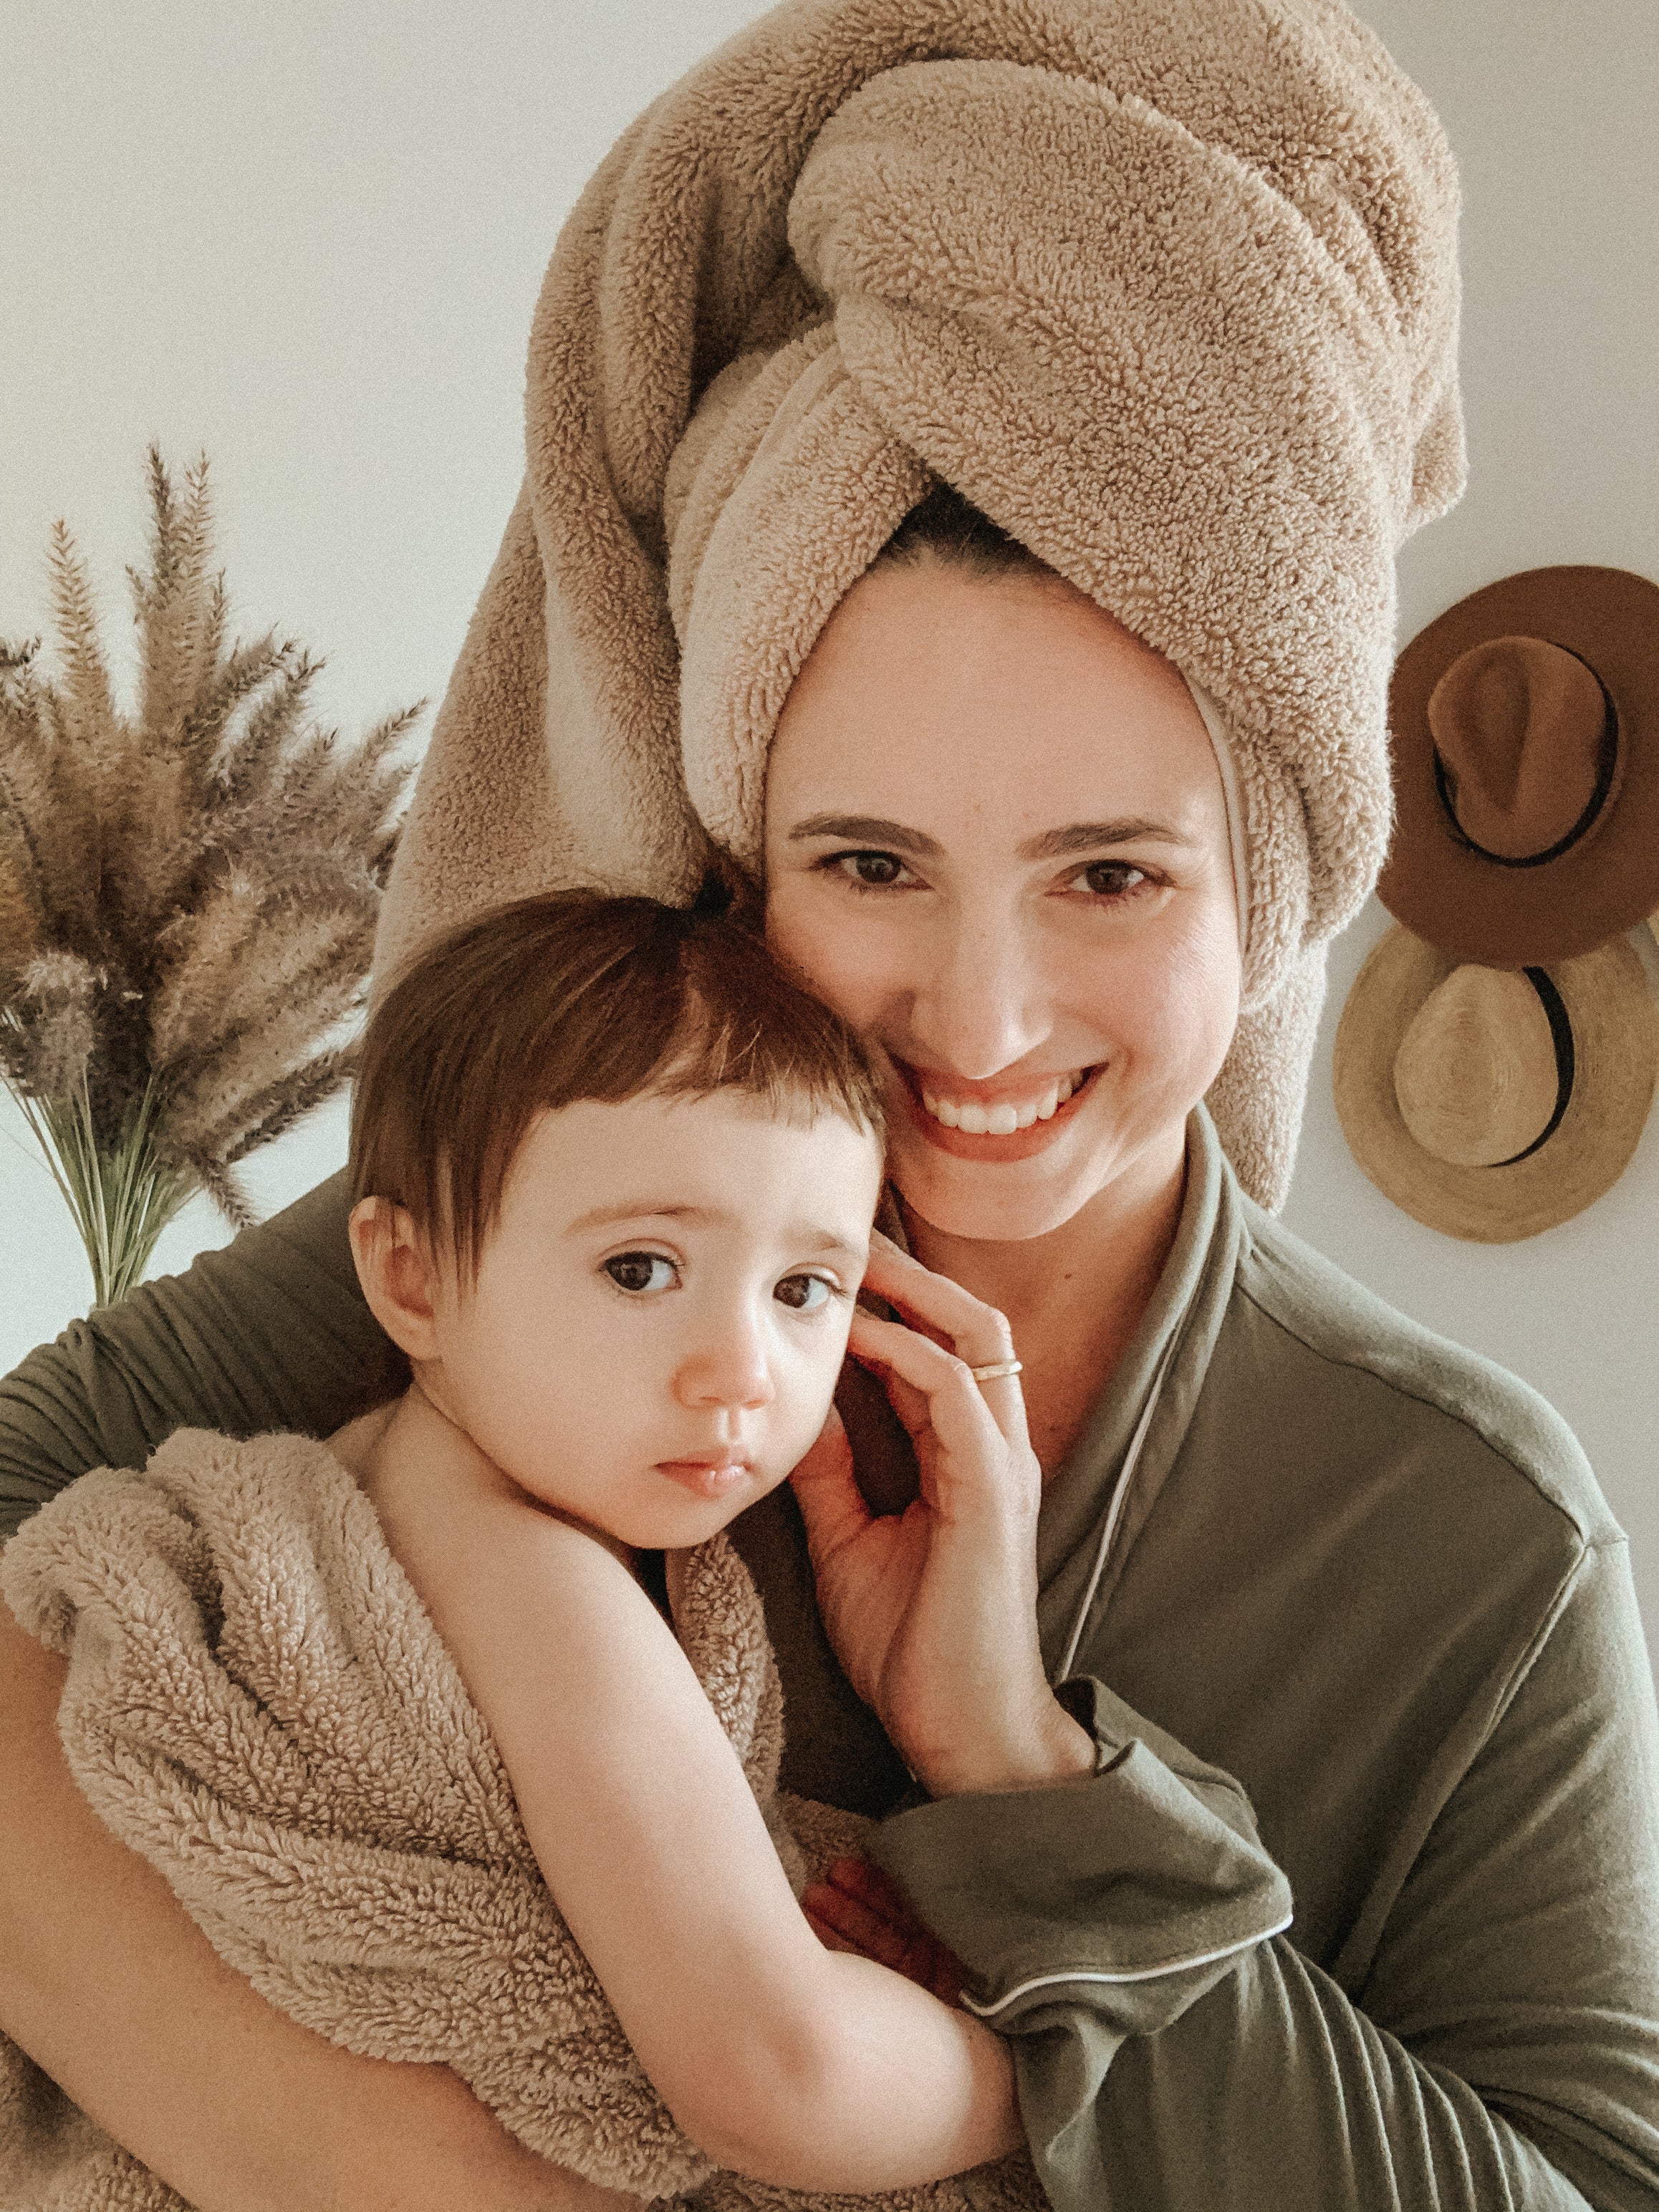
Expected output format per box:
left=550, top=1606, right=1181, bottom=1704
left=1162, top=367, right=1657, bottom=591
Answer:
left=761, top=539, right=1244, bottom=1474
left=4, top=2, right=1659, bottom=2209
left=766, top=546, right=1240, bottom=1246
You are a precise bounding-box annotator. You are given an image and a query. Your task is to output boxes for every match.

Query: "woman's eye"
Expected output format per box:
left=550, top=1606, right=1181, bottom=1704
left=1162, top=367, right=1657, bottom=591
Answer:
left=774, top=1272, right=833, bottom=1312
left=830, top=850, right=912, bottom=890
left=605, top=1251, right=678, bottom=1294
left=1074, top=860, right=1150, bottom=898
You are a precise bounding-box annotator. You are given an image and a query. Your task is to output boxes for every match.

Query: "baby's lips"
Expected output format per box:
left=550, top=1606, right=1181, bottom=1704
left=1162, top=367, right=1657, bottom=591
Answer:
left=655, top=1458, right=753, bottom=1500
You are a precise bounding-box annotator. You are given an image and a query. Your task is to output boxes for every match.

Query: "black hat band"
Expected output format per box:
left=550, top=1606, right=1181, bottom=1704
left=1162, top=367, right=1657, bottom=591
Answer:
left=1489, top=966, right=1574, bottom=1168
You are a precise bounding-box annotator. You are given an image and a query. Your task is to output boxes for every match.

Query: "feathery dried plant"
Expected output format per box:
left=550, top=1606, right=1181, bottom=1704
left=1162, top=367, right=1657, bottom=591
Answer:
left=1, top=448, right=420, bottom=1307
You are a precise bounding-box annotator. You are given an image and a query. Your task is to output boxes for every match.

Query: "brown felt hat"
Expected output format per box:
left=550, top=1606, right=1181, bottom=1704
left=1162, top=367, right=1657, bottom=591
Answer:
left=1378, top=565, right=1659, bottom=966
left=1333, top=923, right=1658, bottom=1241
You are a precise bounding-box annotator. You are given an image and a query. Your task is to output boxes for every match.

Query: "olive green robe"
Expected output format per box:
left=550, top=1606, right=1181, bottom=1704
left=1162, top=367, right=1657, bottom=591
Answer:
left=4, top=1112, right=1656, bottom=2209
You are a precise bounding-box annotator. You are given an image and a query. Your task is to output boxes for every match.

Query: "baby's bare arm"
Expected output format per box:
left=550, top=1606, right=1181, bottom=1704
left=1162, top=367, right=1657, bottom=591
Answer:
left=0, top=1596, right=640, bottom=2212
left=385, top=1472, right=1024, bottom=2196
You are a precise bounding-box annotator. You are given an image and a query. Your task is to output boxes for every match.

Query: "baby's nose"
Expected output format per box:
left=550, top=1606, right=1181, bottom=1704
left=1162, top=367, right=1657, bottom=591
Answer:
left=673, top=1317, right=774, bottom=1410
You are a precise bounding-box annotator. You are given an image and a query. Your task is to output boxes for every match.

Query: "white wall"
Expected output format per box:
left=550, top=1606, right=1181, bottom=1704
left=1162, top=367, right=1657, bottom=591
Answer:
left=4, top=2, right=1657, bottom=1629
left=0, top=0, right=779, bottom=1340
left=1279, top=0, right=1659, bottom=1643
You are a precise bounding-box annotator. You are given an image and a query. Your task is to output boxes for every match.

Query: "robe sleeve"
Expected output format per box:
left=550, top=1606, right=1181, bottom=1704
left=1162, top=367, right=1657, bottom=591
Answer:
left=0, top=1172, right=406, bottom=1541
left=872, top=1540, right=1659, bottom=2211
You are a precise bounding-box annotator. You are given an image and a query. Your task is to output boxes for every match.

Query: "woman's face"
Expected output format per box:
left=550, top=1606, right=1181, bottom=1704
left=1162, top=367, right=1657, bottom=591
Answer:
left=763, top=559, right=1242, bottom=1244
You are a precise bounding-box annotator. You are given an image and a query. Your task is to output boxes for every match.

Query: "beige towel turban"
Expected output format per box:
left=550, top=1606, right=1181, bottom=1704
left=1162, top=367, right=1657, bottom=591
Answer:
left=376, top=0, right=1465, bottom=1209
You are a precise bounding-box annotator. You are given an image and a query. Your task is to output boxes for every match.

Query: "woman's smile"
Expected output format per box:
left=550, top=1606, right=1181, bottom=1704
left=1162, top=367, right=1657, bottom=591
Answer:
left=889, top=1055, right=1106, bottom=1162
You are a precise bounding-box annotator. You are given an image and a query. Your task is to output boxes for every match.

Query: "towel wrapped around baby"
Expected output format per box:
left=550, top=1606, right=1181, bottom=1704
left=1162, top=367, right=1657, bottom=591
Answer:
left=0, top=1428, right=1043, bottom=2212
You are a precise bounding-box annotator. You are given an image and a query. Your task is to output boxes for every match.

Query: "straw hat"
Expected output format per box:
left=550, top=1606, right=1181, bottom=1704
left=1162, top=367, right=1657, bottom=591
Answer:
left=1378, top=566, right=1659, bottom=966
left=1333, top=924, right=1658, bottom=1241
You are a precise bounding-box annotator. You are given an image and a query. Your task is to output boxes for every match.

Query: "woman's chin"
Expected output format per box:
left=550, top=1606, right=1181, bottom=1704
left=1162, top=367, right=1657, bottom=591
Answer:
left=888, top=1138, right=1122, bottom=1245
left=886, top=1106, right=1189, bottom=1246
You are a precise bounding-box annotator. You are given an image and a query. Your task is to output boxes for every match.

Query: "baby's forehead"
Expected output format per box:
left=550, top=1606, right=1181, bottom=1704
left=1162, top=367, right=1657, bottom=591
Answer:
left=511, top=1086, right=883, bottom=1223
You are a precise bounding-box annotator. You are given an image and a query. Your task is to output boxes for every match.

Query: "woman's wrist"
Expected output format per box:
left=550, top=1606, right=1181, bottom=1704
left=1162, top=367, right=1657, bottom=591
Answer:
left=911, top=1691, right=1096, bottom=1799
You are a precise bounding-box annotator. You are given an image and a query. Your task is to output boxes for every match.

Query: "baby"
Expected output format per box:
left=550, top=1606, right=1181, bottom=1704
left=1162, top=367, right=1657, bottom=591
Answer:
left=337, top=885, right=1024, bottom=2195
left=0, top=887, right=1042, bottom=2212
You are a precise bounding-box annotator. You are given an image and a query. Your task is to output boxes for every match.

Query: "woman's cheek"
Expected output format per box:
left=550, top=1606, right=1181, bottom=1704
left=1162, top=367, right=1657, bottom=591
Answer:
left=766, top=882, right=881, bottom=1027
left=1075, top=935, right=1235, bottom=1124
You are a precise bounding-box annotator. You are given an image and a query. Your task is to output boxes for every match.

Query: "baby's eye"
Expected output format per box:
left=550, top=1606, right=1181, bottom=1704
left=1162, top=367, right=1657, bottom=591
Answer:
left=830, top=850, right=914, bottom=890
left=605, top=1251, right=678, bottom=1294
left=1070, top=859, right=1151, bottom=898
left=774, top=1272, right=833, bottom=1312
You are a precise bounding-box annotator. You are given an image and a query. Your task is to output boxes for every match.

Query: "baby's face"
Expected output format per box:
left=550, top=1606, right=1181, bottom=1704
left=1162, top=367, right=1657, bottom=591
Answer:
left=425, top=1090, right=883, bottom=1550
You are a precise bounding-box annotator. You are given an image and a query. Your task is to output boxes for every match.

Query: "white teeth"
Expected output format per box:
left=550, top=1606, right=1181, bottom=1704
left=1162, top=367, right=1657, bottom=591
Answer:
left=921, top=1070, right=1087, bottom=1134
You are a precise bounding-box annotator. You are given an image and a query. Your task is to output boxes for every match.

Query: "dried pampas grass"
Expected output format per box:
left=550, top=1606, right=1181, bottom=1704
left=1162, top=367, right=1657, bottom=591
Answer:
left=1, top=448, right=420, bottom=1306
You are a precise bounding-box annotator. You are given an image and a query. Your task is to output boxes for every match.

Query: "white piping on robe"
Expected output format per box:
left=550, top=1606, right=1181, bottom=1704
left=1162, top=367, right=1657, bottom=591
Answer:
left=1053, top=1325, right=1184, bottom=1686
left=961, top=1909, right=1296, bottom=2018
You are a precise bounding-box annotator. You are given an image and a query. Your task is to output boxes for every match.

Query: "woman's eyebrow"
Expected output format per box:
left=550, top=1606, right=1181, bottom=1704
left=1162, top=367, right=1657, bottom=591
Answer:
left=787, top=813, right=943, bottom=857
left=1019, top=819, right=1188, bottom=859
left=786, top=812, right=1186, bottom=858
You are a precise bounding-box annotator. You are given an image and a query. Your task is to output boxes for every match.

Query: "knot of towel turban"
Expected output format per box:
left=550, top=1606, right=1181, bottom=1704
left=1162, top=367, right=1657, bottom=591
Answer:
left=377, top=0, right=1465, bottom=1208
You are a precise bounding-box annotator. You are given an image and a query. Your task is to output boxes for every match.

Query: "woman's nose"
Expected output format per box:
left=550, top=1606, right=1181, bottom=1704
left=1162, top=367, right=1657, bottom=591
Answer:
left=673, top=1309, right=775, bottom=1413
left=908, top=901, right=1049, bottom=1078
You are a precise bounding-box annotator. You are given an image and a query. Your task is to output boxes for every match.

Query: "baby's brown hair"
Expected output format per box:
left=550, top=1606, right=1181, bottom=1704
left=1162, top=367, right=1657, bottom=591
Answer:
left=351, top=888, right=885, bottom=1279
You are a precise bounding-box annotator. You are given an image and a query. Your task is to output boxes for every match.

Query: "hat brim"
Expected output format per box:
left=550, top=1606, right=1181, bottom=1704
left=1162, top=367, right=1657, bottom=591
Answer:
left=1378, top=566, right=1659, bottom=966
left=1333, top=925, right=1658, bottom=1242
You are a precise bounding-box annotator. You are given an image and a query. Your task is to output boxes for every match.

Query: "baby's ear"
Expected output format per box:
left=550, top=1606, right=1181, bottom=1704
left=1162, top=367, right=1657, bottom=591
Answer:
left=349, top=1196, right=443, bottom=1362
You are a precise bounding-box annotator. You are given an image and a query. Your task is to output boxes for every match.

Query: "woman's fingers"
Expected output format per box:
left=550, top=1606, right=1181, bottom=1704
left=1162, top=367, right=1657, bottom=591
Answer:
left=862, top=1233, right=1017, bottom=1370
left=803, top=1858, right=968, bottom=2004
left=803, top=1903, right=858, bottom=1954
left=846, top=1303, right=1034, bottom=1468
left=787, top=1405, right=869, bottom=1571
left=816, top=1855, right=920, bottom=1930
left=803, top=1877, right=914, bottom=1971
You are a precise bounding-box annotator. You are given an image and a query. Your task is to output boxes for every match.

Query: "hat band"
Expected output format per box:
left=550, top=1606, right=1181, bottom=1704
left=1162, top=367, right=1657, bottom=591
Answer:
left=1431, top=646, right=1620, bottom=870
left=1489, top=966, right=1574, bottom=1167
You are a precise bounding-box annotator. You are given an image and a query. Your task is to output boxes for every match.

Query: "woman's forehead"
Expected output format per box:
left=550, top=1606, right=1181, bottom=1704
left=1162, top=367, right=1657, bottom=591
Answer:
left=766, top=562, right=1224, bottom=842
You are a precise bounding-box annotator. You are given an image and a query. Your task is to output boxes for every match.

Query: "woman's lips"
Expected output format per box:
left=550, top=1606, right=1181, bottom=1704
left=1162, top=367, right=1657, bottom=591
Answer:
left=893, top=1060, right=1102, bottom=1161
left=656, top=1458, right=754, bottom=1499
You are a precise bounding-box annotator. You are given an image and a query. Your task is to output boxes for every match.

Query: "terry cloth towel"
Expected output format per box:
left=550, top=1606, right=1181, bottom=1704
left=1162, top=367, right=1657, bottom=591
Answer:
left=373, top=0, right=1465, bottom=1212
left=0, top=1432, right=1042, bottom=2212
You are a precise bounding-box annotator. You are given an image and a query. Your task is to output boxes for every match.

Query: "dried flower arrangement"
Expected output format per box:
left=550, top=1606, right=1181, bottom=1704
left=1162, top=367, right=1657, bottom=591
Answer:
left=1, top=449, right=420, bottom=1307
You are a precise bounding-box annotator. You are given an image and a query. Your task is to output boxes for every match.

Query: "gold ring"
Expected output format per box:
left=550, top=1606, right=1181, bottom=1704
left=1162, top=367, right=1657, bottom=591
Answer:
left=968, top=1358, right=1023, bottom=1383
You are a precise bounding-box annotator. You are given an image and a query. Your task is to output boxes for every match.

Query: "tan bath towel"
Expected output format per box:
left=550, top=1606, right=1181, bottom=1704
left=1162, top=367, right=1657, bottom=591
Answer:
left=0, top=1432, right=1041, bottom=2212
left=373, top=0, right=1465, bottom=1211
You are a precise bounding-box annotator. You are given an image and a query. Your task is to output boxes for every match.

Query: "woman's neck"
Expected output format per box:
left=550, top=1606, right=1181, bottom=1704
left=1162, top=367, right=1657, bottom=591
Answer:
left=898, top=1132, right=1188, bottom=1479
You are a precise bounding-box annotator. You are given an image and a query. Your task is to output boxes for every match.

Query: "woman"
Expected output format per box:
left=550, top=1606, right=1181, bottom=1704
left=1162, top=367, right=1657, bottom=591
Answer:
left=4, top=3, right=1657, bottom=2207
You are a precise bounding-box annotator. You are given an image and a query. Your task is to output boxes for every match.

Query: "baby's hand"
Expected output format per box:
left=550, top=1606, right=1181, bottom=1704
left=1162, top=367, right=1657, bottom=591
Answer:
left=791, top=1236, right=1090, bottom=1797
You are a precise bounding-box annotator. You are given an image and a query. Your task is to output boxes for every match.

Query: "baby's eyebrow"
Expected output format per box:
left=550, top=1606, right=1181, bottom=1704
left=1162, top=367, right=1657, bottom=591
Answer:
left=564, top=1201, right=714, bottom=1234
left=793, top=1230, right=870, bottom=1268
left=564, top=1200, right=867, bottom=1264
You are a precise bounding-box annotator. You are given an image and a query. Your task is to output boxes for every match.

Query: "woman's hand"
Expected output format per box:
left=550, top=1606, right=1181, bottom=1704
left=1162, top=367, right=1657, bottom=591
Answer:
left=789, top=1234, right=1093, bottom=1797
left=804, top=1856, right=968, bottom=2006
